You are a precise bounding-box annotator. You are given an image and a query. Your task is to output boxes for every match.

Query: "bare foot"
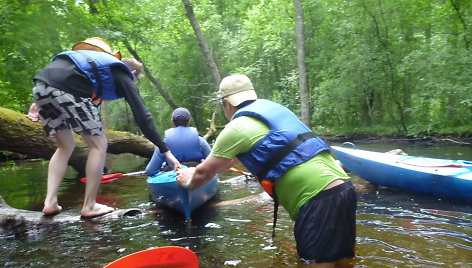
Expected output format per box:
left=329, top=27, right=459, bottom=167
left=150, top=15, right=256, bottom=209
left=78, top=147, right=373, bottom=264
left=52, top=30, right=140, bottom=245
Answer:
left=42, top=204, right=62, bottom=216
left=80, top=203, right=115, bottom=218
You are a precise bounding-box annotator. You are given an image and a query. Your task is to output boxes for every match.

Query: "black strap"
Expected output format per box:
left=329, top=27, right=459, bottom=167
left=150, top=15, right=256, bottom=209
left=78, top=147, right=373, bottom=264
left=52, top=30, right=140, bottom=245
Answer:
left=272, top=196, right=279, bottom=238
left=256, top=132, right=317, bottom=179
left=77, top=51, right=104, bottom=105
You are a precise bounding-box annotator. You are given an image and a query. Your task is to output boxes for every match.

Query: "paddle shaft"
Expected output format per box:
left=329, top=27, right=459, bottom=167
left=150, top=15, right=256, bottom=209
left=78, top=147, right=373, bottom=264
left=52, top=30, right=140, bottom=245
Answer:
left=80, top=171, right=146, bottom=183
left=122, top=171, right=147, bottom=176
left=229, top=167, right=257, bottom=179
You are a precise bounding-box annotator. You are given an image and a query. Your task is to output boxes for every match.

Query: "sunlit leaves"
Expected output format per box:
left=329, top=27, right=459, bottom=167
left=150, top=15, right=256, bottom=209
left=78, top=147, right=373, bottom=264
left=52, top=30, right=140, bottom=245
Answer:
left=0, top=0, right=470, bottom=137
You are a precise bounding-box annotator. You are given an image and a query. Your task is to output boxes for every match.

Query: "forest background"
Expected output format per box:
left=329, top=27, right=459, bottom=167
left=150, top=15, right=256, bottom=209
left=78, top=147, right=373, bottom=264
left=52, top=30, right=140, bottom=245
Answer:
left=1, top=0, right=471, bottom=140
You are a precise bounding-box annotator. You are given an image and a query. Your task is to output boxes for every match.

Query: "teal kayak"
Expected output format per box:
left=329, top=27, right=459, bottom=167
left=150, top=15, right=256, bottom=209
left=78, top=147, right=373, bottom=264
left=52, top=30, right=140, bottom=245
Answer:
left=147, top=168, right=218, bottom=219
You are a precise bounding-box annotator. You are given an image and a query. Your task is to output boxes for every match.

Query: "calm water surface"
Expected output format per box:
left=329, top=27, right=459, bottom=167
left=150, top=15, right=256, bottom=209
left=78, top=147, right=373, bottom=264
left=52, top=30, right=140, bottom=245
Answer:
left=0, top=142, right=471, bottom=267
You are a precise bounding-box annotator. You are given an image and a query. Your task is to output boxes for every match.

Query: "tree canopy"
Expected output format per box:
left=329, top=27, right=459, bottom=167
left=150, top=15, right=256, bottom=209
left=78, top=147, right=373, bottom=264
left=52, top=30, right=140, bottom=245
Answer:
left=1, top=0, right=471, bottom=138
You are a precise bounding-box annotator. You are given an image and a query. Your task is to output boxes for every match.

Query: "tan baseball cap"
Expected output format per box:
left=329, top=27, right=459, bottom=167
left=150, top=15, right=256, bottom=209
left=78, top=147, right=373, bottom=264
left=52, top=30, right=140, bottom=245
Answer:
left=218, top=74, right=257, bottom=106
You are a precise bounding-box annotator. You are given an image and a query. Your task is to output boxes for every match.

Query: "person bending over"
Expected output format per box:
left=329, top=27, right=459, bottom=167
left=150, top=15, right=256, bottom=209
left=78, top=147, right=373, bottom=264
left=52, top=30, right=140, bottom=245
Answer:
left=27, top=37, right=179, bottom=217
left=176, top=74, right=357, bottom=267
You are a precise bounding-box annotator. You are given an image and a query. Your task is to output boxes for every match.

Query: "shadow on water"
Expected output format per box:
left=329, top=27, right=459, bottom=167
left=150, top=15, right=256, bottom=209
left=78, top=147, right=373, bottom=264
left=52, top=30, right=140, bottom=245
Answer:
left=150, top=199, right=220, bottom=248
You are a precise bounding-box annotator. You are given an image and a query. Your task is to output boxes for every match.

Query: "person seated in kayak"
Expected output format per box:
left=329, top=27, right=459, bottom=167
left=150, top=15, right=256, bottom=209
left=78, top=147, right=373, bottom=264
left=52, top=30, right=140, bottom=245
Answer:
left=26, top=37, right=180, bottom=218
left=176, top=74, right=357, bottom=267
left=145, top=107, right=211, bottom=175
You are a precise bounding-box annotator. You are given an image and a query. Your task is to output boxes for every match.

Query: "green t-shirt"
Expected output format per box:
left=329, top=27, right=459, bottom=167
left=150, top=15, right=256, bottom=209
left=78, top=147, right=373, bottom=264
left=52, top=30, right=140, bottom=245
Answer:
left=211, top=116, right=350, bottom=220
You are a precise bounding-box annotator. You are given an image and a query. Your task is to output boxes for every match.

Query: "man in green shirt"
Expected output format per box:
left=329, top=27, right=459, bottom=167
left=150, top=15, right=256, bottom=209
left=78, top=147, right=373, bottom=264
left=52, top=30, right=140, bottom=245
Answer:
left=177, top=74, right=357, bottom=266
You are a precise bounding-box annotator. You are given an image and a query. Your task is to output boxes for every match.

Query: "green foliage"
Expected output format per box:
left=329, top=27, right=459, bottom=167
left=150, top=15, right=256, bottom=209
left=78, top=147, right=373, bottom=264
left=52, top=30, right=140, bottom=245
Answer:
left=0, top=0, right=470, bottom=139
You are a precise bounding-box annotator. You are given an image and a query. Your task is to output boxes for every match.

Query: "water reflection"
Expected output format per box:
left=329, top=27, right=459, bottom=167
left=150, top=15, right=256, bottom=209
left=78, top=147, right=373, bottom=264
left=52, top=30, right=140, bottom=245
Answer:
left=356, top=175, right=472, bottom=267
left=1, top=143, right=471, bottom=267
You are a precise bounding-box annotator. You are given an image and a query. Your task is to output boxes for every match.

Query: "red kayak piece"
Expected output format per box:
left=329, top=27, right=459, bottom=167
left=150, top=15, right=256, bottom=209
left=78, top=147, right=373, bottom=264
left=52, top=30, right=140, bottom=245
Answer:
left=104, top=246, right=198, bottom=268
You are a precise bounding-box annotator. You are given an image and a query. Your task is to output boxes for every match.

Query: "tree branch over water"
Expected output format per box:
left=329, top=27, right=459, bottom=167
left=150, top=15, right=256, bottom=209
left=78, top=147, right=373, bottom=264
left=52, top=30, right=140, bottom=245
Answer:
left=0, top=107, right=154, bottom=174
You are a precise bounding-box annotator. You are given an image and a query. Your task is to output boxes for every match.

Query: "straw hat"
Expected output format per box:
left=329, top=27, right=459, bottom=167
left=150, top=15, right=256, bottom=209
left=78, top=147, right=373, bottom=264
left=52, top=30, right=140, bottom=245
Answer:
left=72, top=37, right=122, bottom=59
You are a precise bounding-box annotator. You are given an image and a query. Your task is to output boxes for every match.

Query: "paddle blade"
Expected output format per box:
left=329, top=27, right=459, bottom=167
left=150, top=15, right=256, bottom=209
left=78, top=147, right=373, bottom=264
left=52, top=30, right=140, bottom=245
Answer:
left=104, top=246, right=198, bottom=268
left=80, top=173, right=125, bottom=183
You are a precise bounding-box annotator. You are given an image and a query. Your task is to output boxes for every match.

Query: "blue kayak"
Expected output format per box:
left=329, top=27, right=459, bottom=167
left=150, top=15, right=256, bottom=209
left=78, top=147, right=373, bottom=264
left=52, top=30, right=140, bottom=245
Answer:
left=331, top=145, right=472, bottom=201
left=147, top=169, right=218, bottom=219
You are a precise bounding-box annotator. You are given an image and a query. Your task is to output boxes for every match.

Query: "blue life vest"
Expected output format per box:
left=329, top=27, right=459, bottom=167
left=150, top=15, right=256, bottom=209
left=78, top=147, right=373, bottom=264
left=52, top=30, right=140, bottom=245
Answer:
left=165, top=127, right=205, bottom=162
left=233, top=99, right=330, bottom=184
left=53, top=50, right=133, bottom=101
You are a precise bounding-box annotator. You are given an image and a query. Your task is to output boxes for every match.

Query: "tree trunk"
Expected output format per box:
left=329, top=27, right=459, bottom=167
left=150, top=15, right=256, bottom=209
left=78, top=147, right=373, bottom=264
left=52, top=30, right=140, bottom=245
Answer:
left=181, top=0, right=223, bottom=139
left=123, top=41, right=178, bottom=109
left=294, top=0, right=311, bottom=127
left=0, top=107, right=154, bottom=174
left=182, top=0, right=221, bottom=91
left=361, top=0, right=407, bottom=134
left=449, top=0, right=470, bottom=51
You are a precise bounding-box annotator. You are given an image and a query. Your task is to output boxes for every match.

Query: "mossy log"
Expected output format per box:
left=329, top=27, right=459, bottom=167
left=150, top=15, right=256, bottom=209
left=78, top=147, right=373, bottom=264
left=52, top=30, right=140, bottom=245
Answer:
left=0, top=107, right=154, bottom=173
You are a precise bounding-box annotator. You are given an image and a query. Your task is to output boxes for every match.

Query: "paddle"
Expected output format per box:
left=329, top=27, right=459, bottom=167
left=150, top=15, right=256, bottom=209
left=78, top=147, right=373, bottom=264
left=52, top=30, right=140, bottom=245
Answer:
left=398, top=161, right=472, bottom=168
left=103, top=246, right=198, bottom=268
left=80, top=171, right=146, bottom=183
left=229, top=167, right=257, bottom=179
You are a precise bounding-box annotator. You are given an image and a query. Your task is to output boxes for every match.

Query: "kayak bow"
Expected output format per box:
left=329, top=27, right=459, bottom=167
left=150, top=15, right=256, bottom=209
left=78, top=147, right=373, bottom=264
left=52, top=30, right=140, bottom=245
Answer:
left=103, top=246, right=198, bottom=268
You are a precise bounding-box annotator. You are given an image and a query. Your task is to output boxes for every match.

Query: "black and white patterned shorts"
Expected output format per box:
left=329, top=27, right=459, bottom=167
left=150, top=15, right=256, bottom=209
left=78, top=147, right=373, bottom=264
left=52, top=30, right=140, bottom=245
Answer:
left=32, top=81, right=103, bottom=136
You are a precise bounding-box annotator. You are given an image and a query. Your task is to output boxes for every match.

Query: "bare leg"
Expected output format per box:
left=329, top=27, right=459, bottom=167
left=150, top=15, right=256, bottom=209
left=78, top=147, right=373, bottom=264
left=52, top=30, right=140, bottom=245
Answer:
left=80, top=134, right=114, bottom=217
left=43, top=129, right=76, bottom=215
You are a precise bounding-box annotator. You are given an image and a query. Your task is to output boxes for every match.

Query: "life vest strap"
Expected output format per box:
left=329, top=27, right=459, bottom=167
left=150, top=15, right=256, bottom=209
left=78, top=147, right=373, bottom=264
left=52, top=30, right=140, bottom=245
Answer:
left=76, top=51, right=104, bottom=105
left=272, top=196, right=279, bottom=238
left=258, top=132, right=318, bottom=237
left=256, top=132, right=317, bottom=179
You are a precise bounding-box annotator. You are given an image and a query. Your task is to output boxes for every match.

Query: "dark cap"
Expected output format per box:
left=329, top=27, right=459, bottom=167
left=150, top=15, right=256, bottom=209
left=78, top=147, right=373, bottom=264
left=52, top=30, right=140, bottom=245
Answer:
left=172, top=107, right=191, bottom=122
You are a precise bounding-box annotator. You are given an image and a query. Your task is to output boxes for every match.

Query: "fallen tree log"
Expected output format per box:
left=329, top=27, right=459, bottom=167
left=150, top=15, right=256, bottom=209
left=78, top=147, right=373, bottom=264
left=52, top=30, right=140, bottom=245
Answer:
left=0, top=196, right=142, bottom=238
left=0, top=107, right=154, bottom=173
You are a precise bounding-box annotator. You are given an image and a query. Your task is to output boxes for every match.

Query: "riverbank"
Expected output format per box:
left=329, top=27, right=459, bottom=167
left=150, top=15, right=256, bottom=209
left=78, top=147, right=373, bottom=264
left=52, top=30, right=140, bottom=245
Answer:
left=1, top=135, right=470, bottom=162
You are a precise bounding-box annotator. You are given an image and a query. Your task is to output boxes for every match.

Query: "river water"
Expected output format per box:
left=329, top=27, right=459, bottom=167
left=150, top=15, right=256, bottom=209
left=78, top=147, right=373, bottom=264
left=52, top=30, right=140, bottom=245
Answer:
left=0, top=141, right=471, bottom=267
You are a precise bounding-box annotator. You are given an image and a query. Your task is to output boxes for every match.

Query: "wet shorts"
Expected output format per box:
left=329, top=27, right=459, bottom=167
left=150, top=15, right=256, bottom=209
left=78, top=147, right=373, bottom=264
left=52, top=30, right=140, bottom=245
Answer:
left=32, top=81, right=103, bottom=136
left=294, top=180, right=357, bottom=263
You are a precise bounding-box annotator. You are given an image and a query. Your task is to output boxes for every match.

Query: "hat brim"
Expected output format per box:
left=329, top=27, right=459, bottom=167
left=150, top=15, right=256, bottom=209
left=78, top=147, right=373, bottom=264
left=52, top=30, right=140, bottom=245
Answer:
left=226, top=90, right=257, bottom=106
left=173, top=116, right=190, bottom=122
left=72, top=42, right=122, bottom=59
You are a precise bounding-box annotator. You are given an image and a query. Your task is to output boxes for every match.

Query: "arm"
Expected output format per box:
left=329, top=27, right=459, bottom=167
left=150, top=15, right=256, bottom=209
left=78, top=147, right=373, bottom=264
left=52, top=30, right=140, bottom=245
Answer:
left=113, top=69, right=180, bottom=169
left=145, top=148, right=165, bottom=176
left=176, top=155, right=232, bottom=189
left=163, top=151, right=179, bottom=170
left=177, top=116, right=254, bottom=187
left=199, top=137, right=212, bottom=158
left=113, top=69, right=168, bottom=152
